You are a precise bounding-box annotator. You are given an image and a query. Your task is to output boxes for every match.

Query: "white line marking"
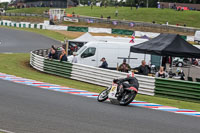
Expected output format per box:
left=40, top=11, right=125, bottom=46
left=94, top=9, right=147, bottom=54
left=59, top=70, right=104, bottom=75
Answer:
left=0, top=129, right=15, bottom=133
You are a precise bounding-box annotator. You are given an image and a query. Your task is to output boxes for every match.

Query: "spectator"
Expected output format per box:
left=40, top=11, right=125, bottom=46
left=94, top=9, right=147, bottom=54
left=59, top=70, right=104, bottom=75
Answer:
left=99, top=57, right=108, bottom=69
left=48, top=45, right=58, bottom=59
left=155, top=66, right=169, bottom=78
left=118, top=59, right=131, bottom=73
left=71, top=52, right=78, bottom=63
left=115, top=10, right=118, bottom=17
left=166, top=21, right=168, bottom=25
left=135, top=60, right=150, bottom=75
left=136, top=3, right=139, bottom=10
left=176, top=68, right=185, bottom=80
left=59, top=49, right=68, bottom=62
left=72, top=11, right=75, bottom=17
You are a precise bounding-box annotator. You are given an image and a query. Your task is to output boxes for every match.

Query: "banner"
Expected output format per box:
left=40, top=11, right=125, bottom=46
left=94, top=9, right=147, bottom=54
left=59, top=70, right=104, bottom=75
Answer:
left=45, top=25, right=68, bottom=30
left=111, top=29, right=134, bottom=35
left=88, top=27, right=112, bottom=34
left=67, top=26, right=88, bottom=32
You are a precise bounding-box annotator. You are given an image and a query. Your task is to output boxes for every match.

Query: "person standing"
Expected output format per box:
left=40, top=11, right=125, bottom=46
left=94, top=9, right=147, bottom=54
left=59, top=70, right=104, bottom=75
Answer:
left=71, top=52, right=78, bottom=63
left=115, top=10, right=118, bottom=17
left=99, top=57, right=108, bottom=69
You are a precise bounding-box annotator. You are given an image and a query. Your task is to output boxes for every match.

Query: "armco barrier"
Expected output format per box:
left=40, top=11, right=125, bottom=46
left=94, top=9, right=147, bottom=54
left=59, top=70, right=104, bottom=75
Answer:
left=30, top=49, right=155, bottom=96
left=155, top=78, right=200, bottom=101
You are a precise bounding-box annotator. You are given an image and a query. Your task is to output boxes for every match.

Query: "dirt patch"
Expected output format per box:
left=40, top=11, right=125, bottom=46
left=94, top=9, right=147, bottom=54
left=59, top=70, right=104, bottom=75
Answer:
left=54, top=30, right=130, bottom=39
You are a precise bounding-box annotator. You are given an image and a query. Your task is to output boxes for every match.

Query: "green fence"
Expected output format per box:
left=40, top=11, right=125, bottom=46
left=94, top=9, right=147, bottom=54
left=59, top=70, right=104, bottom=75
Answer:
left=43, top=59, right=73, bottom=78
left=155, top=78, right=200, bottom=102
left=111, top=29, right=134, bottom=35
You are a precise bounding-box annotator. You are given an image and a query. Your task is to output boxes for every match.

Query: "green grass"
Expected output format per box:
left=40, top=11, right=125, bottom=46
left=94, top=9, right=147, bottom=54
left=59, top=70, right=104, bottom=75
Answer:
left=0, top=53, right=200, bottom=111
left=0, top=53, right=104, bottom=93
left=6, top=7, right=50, bottom=14
left=0, top=25, right=67, bottom=41
left=0, top=16, right=46, bottom=23
left=6, top=7, right=200, bottom=28
left=67, top=6, right=200, bottom=28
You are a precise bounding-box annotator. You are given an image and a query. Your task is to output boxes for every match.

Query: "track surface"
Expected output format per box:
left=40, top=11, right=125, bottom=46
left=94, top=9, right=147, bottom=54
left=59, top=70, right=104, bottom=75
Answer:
left=0, top=28, right=59, bottom=53
left=0, top=79, right=200, bottom=133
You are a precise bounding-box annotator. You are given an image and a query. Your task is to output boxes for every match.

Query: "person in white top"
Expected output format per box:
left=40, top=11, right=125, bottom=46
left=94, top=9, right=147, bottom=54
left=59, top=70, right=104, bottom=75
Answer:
left=72, top=52, right=78, bottom=63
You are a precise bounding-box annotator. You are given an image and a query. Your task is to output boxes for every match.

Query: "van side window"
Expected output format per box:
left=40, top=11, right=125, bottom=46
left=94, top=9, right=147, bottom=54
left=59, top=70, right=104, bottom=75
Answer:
left=81, top=47, right=96, bottom=58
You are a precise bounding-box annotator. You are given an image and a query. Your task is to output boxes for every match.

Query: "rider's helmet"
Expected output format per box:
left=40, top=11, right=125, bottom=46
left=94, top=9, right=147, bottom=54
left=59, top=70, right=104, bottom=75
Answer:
left=127, top=71, right=134, bottom=78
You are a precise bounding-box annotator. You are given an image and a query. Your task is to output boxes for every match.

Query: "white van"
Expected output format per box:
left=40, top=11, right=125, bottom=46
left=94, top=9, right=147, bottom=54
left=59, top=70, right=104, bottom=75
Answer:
left=194, top=31, right=200, bottom=44
left=68, top=39, right=150, bottom=69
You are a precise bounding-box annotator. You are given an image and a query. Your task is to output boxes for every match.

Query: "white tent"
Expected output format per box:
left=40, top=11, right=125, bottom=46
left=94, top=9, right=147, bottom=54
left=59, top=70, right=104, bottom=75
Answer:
left=72, top=32, right=97, bottom=42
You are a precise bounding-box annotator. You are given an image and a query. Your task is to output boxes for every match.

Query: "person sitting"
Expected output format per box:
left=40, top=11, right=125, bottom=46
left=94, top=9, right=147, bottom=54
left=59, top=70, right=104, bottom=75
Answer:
left=118, top=59, right=131, bottom=73
left=155, top=66, right=169, bottom=78
left=59, top=49, right=68, bottom=62
left=99, top=57, right=108, bottom=69
left=135, top=60, right=150, bottom=75
left=176, top=68, right=185, bottom=80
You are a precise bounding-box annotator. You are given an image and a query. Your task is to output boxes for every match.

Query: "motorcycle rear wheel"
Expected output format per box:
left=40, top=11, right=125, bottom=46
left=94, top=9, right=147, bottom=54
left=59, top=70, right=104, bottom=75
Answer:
left=97, top=89, right=109, bottom=102
left=119, top=91, right=136, bottom=106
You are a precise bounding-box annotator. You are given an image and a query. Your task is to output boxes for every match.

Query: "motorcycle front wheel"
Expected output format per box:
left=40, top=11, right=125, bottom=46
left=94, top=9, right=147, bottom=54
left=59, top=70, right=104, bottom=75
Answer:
left=97, top=89, right=109, bottom=102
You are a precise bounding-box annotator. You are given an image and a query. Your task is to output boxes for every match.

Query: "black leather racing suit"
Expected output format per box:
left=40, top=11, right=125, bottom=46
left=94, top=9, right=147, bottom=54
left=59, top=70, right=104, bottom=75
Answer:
left=117, top=77, right=139, bottom=96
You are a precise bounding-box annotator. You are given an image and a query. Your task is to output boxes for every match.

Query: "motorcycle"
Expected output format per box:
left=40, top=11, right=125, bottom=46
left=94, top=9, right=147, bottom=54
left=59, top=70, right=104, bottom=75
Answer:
left=97, top=80, right=138, bottom=106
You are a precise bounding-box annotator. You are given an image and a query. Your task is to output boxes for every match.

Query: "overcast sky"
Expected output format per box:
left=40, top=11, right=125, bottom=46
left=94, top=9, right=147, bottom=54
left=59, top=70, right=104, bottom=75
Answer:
left=0, top=0, right=11, bottom=3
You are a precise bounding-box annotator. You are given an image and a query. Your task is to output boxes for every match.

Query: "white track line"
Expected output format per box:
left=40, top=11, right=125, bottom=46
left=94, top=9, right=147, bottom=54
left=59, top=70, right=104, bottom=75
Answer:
left=0, top=129, right=15, bottom=133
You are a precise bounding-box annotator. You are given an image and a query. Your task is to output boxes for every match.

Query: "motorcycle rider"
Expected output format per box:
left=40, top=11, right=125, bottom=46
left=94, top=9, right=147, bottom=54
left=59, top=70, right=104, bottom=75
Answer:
left=114, top=71, right=139, bottom=102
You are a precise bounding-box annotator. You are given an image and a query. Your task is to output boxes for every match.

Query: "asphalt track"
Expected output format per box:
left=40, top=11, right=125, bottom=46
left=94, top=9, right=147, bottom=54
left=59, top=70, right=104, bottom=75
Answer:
left=0, top=28, right=200, bottom=133
left=0, top=79, right=200, bottom=133
left=0, top=27, right=59, bottom=53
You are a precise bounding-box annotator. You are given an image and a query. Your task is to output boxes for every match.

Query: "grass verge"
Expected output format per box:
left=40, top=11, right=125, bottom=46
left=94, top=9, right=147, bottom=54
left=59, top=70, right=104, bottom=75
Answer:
left=0, top=53, right=200, bottom=111
left=0, top=16, right=46, bottom=23
left=6, top=7, right=50, bottom=14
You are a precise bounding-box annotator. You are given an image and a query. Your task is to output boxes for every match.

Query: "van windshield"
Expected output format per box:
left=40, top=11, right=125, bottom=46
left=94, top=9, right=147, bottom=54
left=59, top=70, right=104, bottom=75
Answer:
left=76, top=46, right=87, bottom=55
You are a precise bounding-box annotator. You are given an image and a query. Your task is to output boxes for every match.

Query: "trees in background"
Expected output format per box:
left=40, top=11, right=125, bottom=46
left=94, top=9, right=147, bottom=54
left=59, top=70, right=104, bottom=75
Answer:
left=0, top=2, right=8, bottom=10
left=78, top=0, right=200, bottom=7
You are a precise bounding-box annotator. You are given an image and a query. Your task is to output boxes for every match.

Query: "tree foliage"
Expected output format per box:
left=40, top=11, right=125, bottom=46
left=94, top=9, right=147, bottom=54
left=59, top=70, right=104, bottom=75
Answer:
left=79, top=0, right=200, bottom=7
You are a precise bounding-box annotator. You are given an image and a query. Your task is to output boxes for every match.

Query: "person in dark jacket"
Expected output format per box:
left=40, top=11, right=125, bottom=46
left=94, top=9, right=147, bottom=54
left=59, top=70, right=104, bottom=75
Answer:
left=118, top=59, right=131, bottom=73
left=48, top=45, right=58, bottom=59
left=135, top=60, right=150, bottom=75
left=59, top=49, right=68, bottom=62
left=99, top=57, right=108, bottom=69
